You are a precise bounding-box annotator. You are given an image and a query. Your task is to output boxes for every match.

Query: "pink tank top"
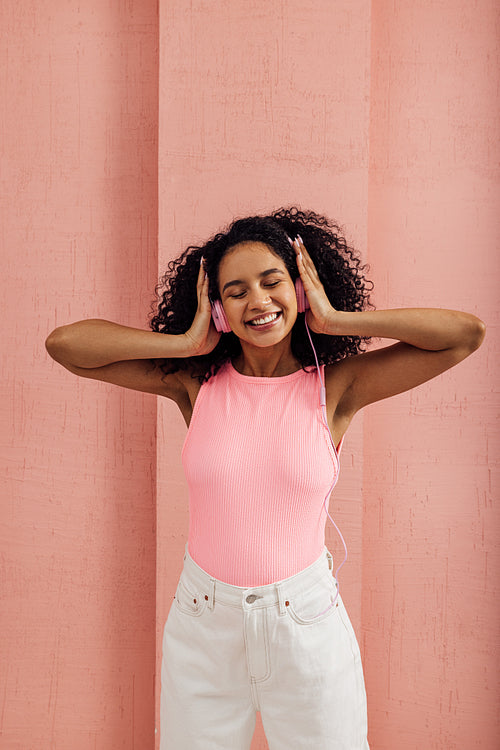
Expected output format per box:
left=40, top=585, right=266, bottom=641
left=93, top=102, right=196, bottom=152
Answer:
left=181, top=361, right=340, bottom=586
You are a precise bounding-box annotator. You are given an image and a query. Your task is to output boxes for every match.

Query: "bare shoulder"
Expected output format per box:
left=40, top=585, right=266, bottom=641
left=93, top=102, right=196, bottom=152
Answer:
left=326, top=334, right=480, bottom=420
left=324, top=356, right=358, bottom=416
left=173, top=367, right=203, bottom=411
left=324, top=346, right=395, bottom=417
left=321, top=357, right=356, bottom=447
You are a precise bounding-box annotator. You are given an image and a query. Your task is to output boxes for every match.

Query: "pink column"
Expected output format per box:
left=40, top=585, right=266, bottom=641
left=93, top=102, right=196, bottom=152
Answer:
left=157, top=1, right=371, bottom=747
left=365, top=1, right=499, bottom=747
left=1, top=2, right=158, bottom=748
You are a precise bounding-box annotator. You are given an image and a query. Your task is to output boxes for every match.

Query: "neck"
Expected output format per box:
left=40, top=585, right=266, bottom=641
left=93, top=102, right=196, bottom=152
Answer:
left=233, top=338, right=301, bottom=378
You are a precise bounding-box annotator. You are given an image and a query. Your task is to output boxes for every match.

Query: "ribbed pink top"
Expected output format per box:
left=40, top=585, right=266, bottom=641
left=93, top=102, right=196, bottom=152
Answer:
left=181, top=361, right=340, bottom=586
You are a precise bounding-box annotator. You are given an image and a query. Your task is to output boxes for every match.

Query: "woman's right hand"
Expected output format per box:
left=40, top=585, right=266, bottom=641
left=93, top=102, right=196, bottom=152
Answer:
left=183, top=259, right=222, bottom=356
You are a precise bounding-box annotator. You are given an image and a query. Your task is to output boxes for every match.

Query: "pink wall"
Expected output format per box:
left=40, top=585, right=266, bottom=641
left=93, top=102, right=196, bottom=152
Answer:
left=1, top=2, right=158, bottom=748
left=364, top=2, right=499, bottom=747
left=2, top=1, right=497, bottom=749
left=156, top=2, right=371, bottom=746
left=157, top=1, right=498, bottom=749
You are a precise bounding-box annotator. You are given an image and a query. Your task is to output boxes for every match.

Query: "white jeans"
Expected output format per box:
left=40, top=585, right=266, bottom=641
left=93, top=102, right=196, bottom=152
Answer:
left=160, top=544, right=369, bottom=749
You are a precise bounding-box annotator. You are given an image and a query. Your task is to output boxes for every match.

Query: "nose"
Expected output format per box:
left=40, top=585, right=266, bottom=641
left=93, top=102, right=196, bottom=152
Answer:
left=248, top=286, right=272, bottom=309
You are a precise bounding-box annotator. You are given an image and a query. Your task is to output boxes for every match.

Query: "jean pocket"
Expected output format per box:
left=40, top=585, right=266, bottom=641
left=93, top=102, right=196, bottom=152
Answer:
left=174, top=578, right=208, bottom=617
left=286, top=575, right=339, bottom=626
left=336, top=598, right=363, bottom=662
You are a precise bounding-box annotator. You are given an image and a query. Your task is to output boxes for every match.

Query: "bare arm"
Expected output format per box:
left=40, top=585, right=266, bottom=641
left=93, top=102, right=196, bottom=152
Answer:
left=45, top=319, right=194, bottom=368
left=293, top=235, right=486, bottom=416
left=322, top=307, right=484, bottom=352
left=44, top=320, right=193, bottom=398
left=45, top=259, right=220, bottom=399
left=327, top=307, right=485, bottom=414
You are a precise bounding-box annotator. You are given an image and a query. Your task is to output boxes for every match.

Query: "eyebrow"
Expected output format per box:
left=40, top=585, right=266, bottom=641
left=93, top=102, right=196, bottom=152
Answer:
left=222, top=268, right=285, bottom=294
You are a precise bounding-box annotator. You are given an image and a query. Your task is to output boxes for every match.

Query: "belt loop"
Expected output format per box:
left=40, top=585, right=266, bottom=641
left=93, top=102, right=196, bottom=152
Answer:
left=326, top=549, right=333, bottom=571
left=276, top=583, right=286, bottom=616
left=207, top=578, right=216, bottom=610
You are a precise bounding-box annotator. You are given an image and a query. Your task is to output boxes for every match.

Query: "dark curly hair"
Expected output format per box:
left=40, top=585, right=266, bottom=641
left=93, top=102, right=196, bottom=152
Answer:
left=150, top=207, right=374, bottom=383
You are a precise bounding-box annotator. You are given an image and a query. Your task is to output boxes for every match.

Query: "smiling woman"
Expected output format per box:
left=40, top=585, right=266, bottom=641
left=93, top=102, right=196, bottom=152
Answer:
left=45, top=206, right=485, bottom=750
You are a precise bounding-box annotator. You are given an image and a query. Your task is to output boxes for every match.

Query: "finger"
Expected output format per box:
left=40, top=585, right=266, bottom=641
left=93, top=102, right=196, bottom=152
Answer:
left=200, top=284, right=212, bottom=312
left=294, top=237, right=311, bottom=276
left=294, top=236, right=313, bottom=268
left=295, top=237, right=321, bottom=283
left=294, top=242, right=311, bottom=284
left=195, top=260, right=210, bottom=311
left=295, top=236, right=313, bottom=264
left=294, top=245, right=307, bottom=281
left=198, top=256, right=210, bottom=290
left=293, top=236, right=305, bottom=265
left=196, top=256, right=204, bottom=286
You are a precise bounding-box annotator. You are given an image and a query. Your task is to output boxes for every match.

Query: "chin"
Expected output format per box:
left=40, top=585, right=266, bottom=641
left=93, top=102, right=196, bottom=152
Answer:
left=240, top=326, right=294, bottom=348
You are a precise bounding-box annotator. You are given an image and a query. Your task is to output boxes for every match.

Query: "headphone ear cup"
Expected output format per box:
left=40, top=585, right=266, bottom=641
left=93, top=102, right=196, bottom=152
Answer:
left=211, top=300, right=232, bottom=333
left=295, top=278, right=309, bottom=313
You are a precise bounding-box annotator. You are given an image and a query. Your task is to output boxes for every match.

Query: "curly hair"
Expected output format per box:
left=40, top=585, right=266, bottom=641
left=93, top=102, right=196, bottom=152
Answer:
left=150, top=207, right=374, bottom=383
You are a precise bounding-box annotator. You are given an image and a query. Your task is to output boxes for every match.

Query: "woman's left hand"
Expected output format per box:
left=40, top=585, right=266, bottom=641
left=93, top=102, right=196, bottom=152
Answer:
left=293, top=236, right=338, bottom=335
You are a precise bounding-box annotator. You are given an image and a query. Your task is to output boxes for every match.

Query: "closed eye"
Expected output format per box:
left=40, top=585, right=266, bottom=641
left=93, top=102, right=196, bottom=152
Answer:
left=230, top=281, right=281, bottom=299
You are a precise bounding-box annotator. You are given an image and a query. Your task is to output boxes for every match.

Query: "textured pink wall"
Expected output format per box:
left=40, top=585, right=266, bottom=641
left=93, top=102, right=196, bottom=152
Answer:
left=1, top=2, right=158, bottom=748
left=2, top=1, right=497, bottom=748
left=157, top=1, right=498, bottom=748
left=365, top=1, right=499, bottom=747
left=156, top=1, right=371, bottom=747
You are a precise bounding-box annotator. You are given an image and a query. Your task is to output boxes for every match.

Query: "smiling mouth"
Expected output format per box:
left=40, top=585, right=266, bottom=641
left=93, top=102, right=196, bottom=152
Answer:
left=246, top=312, right=282, bottom=327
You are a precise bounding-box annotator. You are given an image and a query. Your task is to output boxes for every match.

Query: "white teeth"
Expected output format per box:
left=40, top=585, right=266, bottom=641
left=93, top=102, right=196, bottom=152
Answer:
left=248, top=312, right=279, bottom=326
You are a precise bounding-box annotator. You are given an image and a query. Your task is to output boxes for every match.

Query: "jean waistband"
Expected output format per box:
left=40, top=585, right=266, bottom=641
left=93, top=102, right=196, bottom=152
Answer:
left=180, top=544, right=335, bottom=614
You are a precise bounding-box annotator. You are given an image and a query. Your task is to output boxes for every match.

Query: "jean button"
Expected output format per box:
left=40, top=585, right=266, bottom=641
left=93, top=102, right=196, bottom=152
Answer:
left=246, top=594, right=258, bottom=604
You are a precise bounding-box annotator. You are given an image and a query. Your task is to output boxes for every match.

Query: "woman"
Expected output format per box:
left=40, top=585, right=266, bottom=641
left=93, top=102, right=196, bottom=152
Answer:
left=45, top=207, right=485, bottom=749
